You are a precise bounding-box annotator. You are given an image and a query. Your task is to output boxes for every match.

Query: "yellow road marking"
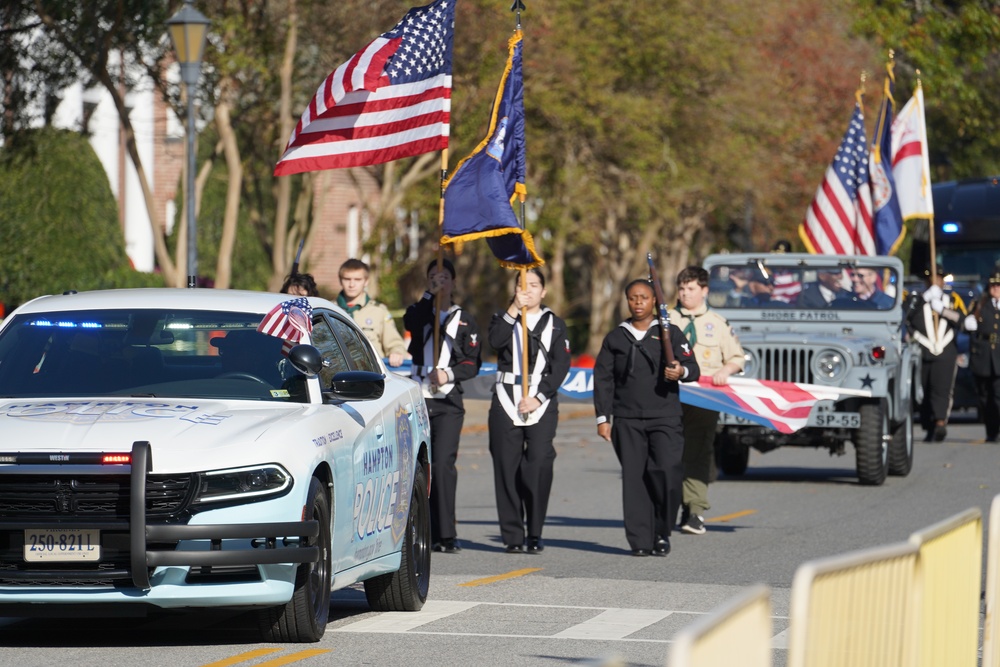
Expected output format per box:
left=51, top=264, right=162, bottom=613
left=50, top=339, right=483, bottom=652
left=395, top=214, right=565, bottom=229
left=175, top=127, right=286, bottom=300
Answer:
left=458, top=567, right=543, bottom=587
left=200, top=649, right=282, bottom=667
left=707, top=509, right=757, bottom=523
left=251, top=649, right=332, bottom=666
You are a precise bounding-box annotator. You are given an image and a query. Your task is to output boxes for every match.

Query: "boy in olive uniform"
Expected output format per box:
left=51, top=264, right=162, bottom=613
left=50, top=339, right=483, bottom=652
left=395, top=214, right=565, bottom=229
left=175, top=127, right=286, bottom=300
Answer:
left=674, top=266, right=745, bottom=535
left=336, top=259, right=407, bottom=367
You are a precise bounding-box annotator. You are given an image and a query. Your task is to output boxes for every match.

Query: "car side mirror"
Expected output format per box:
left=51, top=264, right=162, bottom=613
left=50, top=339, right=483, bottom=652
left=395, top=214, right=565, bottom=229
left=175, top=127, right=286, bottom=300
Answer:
left=287, top=344, right=325, bottom=377
left=324, top=371, right=385, bottom=402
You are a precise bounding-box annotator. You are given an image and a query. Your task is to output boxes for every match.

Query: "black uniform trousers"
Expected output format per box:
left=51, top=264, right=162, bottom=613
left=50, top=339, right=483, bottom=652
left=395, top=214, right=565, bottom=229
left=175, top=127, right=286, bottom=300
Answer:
left=919, top=345, right=958, bottom=430
left=611, top=414, right=684, bottom=551
left=975, top=374, right=1000, bottom=441
left=428, top=392, right=465, bottom=543
left=488, top=398, right=558, bottom=547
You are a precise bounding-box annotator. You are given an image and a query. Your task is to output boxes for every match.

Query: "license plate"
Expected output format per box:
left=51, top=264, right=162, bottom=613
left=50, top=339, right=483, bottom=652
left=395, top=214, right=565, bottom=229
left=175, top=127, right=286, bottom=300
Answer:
left=24, top=528, right=101, bottom=562
left=810, top=412, right=861, bottom=428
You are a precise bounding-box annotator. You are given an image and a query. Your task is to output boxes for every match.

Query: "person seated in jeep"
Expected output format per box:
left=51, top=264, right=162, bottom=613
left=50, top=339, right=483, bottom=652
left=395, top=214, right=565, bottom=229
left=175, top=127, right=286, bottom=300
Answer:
left=847, top=267, right=894, bottom=309
left=799, top=268, right=851, bottom=308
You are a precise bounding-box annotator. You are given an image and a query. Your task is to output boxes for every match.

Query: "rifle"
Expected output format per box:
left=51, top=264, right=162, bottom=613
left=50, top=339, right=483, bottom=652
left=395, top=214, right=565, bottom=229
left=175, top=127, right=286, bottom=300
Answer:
left=290, top=238, right=305, bottom=277
left=646, top=253, right=675, bottom=365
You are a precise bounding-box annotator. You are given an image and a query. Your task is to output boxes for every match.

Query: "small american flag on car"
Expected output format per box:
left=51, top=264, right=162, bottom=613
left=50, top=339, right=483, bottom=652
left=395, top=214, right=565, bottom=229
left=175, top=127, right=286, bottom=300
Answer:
left=258, top=298, right=313, bottom=355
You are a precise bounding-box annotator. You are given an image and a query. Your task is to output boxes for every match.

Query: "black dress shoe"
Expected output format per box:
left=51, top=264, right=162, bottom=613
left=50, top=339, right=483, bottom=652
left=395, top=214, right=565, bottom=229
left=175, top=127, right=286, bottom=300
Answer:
left=652, top=536, right=671, bottom=557
left=433, top=538, right=462, bottom=554
left=933, top=424, right=947, bottom=442
left=631, top=549, right=650, bottom=557
left=526, top=537, right=544, bottom=553
left=505, top=543, right=524, bottom=553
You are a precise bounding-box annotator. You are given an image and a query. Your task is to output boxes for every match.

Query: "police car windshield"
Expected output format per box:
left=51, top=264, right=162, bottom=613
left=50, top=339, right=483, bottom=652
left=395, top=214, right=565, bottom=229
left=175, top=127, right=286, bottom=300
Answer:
left=707, top=264, right=899, bottom=311
left=0, top=309, right=307, bottom=402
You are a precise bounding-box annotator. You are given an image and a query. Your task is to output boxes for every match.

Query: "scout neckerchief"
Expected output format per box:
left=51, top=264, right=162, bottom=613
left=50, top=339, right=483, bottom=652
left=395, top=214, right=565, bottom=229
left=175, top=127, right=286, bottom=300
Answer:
left=496, top=308, right=555, bottom=426
left=337, top=292, right=369, bottom=314
left=673, top=303, right=708, bottom=347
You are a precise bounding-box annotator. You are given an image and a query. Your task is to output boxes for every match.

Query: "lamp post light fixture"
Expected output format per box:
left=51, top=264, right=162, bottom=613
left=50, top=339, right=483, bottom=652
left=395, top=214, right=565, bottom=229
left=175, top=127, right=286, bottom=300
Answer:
left=166, top=0, right=210, bottom=288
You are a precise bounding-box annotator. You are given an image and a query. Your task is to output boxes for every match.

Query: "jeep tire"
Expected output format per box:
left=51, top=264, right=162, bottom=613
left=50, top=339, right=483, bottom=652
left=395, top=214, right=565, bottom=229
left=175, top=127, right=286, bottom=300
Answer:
left=714, top=432, right=749, bottom=477
left=855, top=399, right=889, bottom=486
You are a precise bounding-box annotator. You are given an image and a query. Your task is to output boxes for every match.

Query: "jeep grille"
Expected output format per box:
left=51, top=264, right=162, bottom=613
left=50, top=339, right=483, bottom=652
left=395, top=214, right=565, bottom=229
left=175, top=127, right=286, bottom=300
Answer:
left=748, top=346, right=815, bottom=384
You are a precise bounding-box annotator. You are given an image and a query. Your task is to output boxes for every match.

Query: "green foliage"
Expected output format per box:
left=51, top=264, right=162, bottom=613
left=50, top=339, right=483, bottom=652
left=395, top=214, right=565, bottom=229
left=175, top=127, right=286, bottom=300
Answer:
left=853, top=0, right=1000, bottom=179
left=0, top=128, right=140, bottom=308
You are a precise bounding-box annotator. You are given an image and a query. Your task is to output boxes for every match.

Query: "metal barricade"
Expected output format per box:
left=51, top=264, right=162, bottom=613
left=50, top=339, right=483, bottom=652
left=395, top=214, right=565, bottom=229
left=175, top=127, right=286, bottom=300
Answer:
left=668, top=585, right=772, bottom=667
left=787, top=541, right=920, bottom=667
left=908, top=507, right=982, bottom=667
left=985, top=494, right=1000, bottom=667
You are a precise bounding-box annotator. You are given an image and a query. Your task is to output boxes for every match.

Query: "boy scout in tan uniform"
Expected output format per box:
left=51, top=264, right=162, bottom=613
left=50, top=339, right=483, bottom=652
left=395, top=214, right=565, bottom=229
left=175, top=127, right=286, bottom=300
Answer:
left=674, top=266, right=745, bottom=535
left=336, top=259, right=407, bottom=367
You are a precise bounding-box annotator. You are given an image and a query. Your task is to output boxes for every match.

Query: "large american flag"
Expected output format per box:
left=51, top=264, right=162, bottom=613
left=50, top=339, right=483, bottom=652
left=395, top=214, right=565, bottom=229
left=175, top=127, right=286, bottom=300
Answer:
left=799, top=103, right=876, bottom=256
left=273, top=0, right=455, bottom=176
left=680, top=377, right=868, bottom=434
left=258, top=298, right=313, bottom=355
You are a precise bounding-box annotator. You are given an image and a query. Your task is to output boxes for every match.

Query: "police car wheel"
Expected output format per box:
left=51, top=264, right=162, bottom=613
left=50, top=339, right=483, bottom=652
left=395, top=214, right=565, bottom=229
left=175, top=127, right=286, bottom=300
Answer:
left=364, top=464, right=431, bottom=611
left=257, top=476, right=332, bottom=642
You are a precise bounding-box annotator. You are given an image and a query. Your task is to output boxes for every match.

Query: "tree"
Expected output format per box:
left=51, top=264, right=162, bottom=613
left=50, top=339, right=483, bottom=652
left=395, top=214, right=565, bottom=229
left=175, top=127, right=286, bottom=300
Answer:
left=0, top=128, right=157, bottom=307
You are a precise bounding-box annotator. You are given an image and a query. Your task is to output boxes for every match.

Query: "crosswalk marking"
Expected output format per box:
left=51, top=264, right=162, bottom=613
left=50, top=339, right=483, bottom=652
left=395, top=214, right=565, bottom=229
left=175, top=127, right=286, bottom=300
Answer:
left=552, top=608, right=673, bottom=640
left=334, top=599, right=791, bottom=649
left=334, top=600, right=478, bottom=633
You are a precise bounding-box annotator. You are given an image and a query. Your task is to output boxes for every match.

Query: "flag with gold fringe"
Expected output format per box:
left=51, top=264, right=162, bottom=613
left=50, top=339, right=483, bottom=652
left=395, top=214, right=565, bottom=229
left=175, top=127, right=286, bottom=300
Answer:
left=440, top=29, right=542, bottom=268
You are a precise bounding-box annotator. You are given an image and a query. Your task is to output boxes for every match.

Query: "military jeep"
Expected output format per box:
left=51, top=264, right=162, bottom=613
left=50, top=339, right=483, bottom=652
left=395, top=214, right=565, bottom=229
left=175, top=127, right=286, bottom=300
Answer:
left=703, top=253, right=920, bottom=485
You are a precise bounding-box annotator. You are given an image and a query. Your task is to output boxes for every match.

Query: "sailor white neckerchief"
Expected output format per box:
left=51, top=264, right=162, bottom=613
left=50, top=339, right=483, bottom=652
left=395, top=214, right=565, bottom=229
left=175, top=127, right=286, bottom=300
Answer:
left=496, top=308, right=555, bottom=426
left=412, top=304, right=462, bottom=399
left=913, top=301, right=955, bottom=356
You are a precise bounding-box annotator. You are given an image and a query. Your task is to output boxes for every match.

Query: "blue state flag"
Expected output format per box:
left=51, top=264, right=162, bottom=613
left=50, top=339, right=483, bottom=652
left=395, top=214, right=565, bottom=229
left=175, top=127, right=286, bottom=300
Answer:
left=441, top=30, right=542, bottom=268
left=869, top=61, right=905, bottom=256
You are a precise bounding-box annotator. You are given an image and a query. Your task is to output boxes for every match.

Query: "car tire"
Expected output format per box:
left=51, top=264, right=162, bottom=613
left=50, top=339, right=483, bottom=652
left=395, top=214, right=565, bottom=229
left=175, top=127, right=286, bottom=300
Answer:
left=855, top=399, right=889, bottom=486
left=257, top=476, right=331, bottom=642
left=888, top=403, right=914, bottom=477
left=364, top=464, right=430, bottom=612
left=714, top=432, right=749, bottom=476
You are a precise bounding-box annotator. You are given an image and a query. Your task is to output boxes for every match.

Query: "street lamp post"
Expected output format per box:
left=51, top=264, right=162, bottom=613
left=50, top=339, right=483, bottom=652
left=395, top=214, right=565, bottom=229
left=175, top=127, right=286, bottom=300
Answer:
left=167, top=1, right=210, bottom=289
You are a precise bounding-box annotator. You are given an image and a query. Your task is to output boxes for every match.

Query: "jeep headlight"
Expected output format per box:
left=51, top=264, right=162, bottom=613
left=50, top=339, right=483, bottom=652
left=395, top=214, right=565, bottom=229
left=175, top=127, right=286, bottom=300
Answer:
left=741, top=349, right=758, bottom=378
left=194, top=464, right=292, bottom=504
left=811, top=349, right=848, bottom=382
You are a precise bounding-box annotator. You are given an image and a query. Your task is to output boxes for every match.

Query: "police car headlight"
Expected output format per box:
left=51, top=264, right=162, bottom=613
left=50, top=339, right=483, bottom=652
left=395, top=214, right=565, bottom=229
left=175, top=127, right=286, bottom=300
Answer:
left=741, top=349, right=758, bottom=378
left=194, top=464, right=292, bottom=504
left=811, top=349, right=848, bottom=381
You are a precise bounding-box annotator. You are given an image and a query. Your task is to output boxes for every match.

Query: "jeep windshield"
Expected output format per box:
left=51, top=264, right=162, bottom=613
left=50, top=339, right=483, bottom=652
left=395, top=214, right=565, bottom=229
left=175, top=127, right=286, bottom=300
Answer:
left=0, top=309, right=308, bottom=402
left=707, top=262, right=900, bottom=311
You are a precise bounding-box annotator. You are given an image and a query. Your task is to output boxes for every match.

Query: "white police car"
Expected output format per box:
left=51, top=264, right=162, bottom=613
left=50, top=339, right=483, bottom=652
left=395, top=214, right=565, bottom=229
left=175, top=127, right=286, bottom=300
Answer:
left=0, top=288, right=432, bottom=642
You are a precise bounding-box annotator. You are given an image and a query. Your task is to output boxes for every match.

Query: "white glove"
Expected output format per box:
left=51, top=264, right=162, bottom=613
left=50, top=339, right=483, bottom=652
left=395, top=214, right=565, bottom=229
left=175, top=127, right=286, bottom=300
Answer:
left=922, top=284, right=943, bottom=303
left=929, top=297, right=946, bottom=314
left=965, top=314, right=978, bottom=331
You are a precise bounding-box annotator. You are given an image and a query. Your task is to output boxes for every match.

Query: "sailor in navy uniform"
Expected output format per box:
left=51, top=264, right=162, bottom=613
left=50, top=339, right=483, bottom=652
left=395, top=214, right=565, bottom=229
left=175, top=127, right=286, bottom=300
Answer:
left=966, top=270, right=1000, bottom=442
left=594, top=279, right=700, bottom=557
left=403, top=258, right=481, bottom=553
left=487, top=268, right=572, bottom=553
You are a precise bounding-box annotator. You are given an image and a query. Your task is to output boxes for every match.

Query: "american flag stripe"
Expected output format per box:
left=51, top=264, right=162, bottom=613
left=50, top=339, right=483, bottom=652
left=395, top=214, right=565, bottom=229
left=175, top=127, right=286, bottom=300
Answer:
left=275, top=0, right=454, bottom=176
left=681, top=377, right=868, bottom=435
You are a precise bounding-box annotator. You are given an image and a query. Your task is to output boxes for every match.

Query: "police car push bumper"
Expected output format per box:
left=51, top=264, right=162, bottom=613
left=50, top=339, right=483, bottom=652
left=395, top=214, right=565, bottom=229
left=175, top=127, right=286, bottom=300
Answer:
left=0, top=440, right=319, bottom=592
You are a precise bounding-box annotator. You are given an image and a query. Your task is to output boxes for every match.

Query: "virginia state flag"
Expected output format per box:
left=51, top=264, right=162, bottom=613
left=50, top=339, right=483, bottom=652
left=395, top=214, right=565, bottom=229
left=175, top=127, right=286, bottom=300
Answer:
left=440, top=30, right=543, bottom=268
left=869, top=59, right=905, bottom=255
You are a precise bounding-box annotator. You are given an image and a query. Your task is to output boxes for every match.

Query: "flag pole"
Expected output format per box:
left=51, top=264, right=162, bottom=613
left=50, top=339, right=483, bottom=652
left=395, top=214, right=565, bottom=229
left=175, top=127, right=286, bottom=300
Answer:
left=855, top=72, right=866, bottom=255
left=511, top=0, right=529, bottom=421
left=434, top=148, right=449, bottom=386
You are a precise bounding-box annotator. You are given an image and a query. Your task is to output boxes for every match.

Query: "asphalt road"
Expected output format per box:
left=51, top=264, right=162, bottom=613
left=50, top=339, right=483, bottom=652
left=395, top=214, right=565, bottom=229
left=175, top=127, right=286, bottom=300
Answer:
left=0, top=404, right=995, bottom=667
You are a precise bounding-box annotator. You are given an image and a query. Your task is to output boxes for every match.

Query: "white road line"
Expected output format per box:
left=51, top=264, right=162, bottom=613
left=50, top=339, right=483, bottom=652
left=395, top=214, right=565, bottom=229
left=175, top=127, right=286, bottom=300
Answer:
left=334, top=599, right=478, bottom=633
left=552, top=608, right=673, bottom=640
